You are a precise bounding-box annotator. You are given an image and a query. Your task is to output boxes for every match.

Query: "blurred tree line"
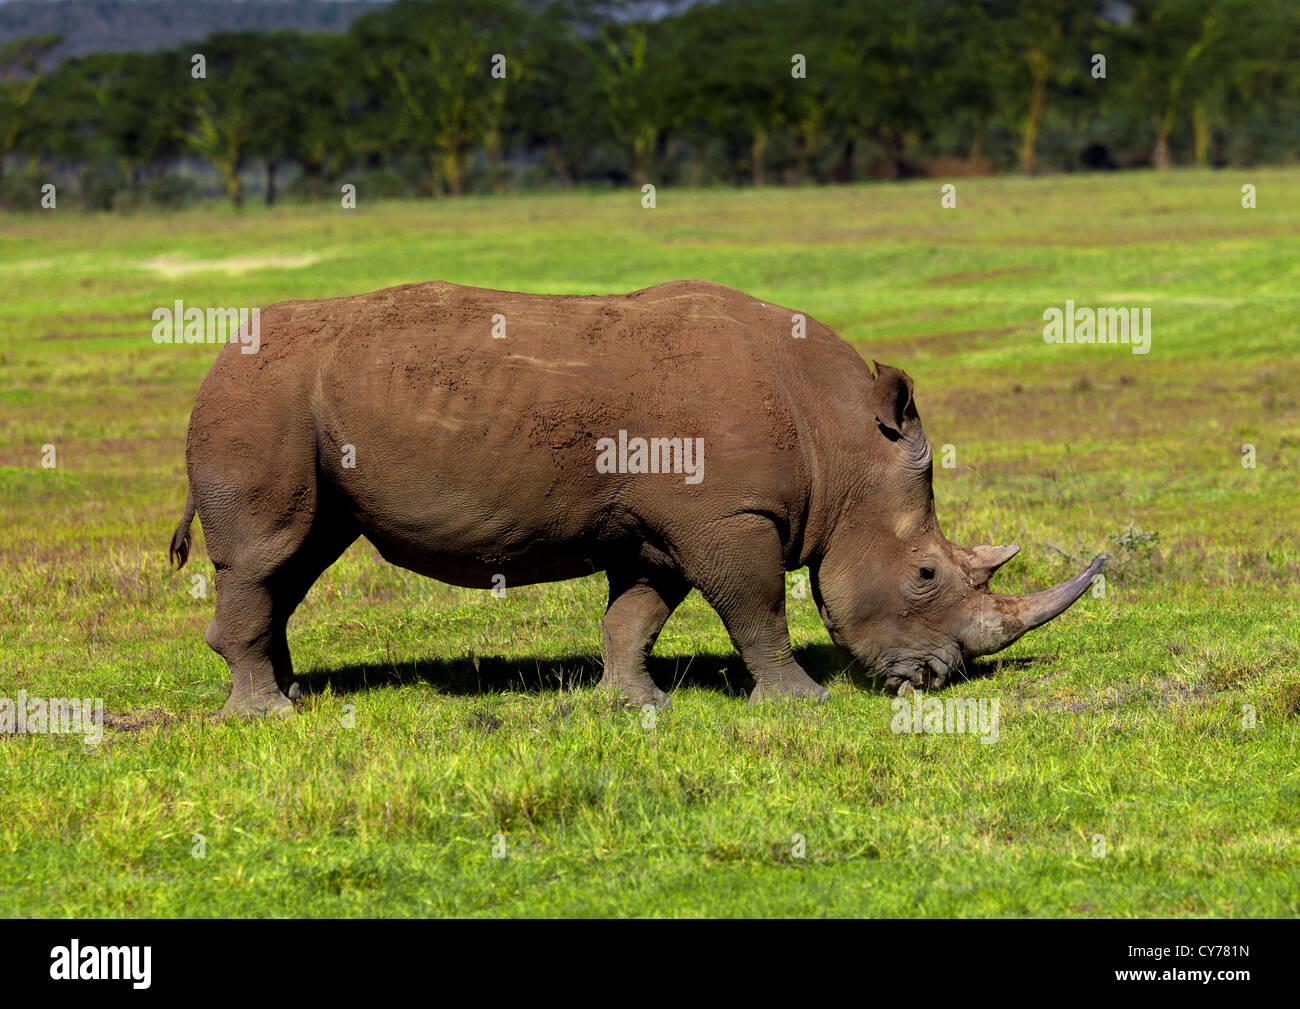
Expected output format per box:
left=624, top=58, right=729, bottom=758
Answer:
left=2, top=0, right=1297, bottom=210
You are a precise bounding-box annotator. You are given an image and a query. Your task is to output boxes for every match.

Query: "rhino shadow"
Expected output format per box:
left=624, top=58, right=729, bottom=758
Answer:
left=297, top=647, right=1050, bottom=701
left=946, top=655, right=1044, bottom=684
left=298, top=643, right=853, bottom=700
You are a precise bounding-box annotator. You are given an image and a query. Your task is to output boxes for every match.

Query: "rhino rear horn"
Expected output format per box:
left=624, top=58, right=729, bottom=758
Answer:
left=956, top=543, right=1020, bottom=587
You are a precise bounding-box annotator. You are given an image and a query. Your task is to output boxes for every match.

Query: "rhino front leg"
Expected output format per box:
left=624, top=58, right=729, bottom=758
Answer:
left=599, top=567, right=690, bottom=710
left=684, top=515, right=830, bottom=705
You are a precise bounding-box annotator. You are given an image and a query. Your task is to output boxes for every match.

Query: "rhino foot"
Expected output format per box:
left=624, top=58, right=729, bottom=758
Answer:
left=601, top=678, right=672, bottom=712
left=748, top=676, right=831, bottom=705
left=214, top=689, right=295, bottom=721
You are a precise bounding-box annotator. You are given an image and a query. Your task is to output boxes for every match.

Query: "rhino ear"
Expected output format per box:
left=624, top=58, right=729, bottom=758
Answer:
left=872, top=361, right=916, bottom=441
left=955, top=543, right=1021, bottom=587
left=872, top=363, right=930, bottom=472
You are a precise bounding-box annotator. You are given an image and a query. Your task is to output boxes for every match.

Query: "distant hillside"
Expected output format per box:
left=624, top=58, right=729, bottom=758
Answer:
left=0, top=0, right=389, bottom=67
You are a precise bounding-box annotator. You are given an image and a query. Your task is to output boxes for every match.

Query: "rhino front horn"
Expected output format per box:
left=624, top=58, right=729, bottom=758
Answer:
left=963, top=556, right=1106, bottom=657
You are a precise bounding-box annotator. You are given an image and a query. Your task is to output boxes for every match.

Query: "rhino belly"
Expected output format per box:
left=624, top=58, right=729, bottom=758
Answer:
left=314, top=375, right=636, bottom=587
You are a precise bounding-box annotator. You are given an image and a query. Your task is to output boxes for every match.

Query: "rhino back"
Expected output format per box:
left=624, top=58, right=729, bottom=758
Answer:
left=197, top=280, right=853, bottom=583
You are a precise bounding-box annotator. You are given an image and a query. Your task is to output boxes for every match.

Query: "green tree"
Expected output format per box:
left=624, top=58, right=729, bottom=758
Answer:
left=353, top=0, right=526, bottom=196
left=571, top=0, right=686, bottom=187
left=0, top=35, right=59, bottom=178
left=181, top=34, right=265, bottom=206
left=980, top=0, right=1101, bottom=174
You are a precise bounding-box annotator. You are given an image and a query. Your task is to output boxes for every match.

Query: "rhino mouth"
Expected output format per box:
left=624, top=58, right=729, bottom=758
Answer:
left=880, top=655, right=958, bottom=693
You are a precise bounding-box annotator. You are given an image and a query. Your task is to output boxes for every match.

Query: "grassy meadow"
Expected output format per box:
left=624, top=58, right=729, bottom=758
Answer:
left=0, top=169, right=1298, bottom=917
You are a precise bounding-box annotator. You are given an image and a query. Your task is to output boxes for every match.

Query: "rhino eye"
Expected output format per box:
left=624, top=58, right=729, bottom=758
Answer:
left=919, top=566, right=936, bottom=580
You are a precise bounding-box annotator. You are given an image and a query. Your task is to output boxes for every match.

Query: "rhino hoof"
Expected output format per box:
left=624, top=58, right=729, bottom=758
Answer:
left=748, top=679, right=831, bottom=705
left=624, top=687, right=671, bottom=712
left=598, top=676, right=671, bottom=712
left=214, top=691, right=295, bottom=721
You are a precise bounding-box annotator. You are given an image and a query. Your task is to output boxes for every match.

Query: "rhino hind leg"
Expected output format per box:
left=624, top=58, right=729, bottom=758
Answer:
left=683, top=515, right=830, bottom=705
left=205, top=572, right=294, bottom=720
left=266, top=514, right=360, bottom=701
left=203, top=494, right=358, bottom=720
left=599, top=566, right=690, bottom=710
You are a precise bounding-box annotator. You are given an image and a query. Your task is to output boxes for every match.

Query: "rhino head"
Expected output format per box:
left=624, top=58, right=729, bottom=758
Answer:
left=811, top=362, right=1103, bottom=691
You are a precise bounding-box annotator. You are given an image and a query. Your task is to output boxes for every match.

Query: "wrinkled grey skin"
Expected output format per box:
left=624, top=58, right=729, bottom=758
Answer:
left=169, top=279, right=1102, bottom=718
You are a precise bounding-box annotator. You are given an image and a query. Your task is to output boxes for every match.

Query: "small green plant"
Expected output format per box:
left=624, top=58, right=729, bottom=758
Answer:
left=1111, top=521, right=1160, bottom=556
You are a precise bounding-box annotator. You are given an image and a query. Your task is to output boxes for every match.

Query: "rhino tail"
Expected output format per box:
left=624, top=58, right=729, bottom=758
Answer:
left=169, top=488, right=196, bottom=569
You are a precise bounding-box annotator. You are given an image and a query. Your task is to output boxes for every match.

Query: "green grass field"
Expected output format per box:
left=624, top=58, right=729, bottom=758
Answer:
left=1, top=170, right=1298, bottom=917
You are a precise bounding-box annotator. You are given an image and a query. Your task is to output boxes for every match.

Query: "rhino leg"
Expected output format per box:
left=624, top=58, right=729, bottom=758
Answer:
left=205, top=582, right=287, bottom=717
left=599, top=567, right=690, bottom=710
left=684, top=515, right=830, bottom=705
left=201, top=484, right=357, bottom=720
left=205, top=572, right=294, bottom=720
left=270, top=627, right=299, bottom=700
left=265, top=518, right=359, bottom=701
left=269, top=512, right=358, bottom=702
